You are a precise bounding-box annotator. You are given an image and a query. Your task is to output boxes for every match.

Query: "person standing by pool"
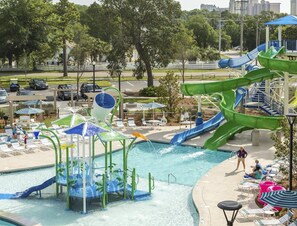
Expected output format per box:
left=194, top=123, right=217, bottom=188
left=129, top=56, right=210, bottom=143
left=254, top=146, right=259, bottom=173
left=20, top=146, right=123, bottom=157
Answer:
left=12, top=124, right=18, bottom=139
left=235, top=147, right=248, bottom=171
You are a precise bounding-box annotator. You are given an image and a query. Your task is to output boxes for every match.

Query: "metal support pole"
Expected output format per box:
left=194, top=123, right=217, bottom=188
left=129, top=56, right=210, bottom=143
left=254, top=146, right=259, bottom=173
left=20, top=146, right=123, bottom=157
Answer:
left=92, top=62, right=95, bottom=92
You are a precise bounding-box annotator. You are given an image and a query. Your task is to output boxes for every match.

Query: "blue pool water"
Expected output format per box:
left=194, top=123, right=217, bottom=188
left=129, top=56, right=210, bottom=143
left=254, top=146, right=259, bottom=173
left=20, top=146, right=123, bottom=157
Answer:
left=95, top=141, right=230, bottom=186
left=0, top=142, right=229, bottom=226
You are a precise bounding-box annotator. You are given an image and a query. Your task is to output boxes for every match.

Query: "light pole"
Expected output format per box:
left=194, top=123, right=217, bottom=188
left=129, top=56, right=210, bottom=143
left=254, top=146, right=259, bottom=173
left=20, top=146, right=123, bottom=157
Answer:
left=92, top=61, right=96, bottom=92
left=286, top=113, right=297, bottom=191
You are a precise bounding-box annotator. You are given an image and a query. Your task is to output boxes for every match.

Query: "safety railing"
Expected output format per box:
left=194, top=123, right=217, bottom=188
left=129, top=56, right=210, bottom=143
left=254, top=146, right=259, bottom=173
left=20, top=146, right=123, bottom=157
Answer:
left=167, top=173, right=177, bottom=184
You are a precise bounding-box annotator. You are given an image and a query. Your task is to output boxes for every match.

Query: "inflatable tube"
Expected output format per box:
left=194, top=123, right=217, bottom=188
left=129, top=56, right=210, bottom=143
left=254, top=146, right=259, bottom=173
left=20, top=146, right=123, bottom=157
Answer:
left=259, top=181, right=276, bottom=192
left=91, top=93, right=116, bottom=122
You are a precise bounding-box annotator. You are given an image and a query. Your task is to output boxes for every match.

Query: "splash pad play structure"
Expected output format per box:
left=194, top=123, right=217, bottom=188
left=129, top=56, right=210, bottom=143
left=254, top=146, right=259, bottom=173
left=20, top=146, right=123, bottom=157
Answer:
left=171, top=16, right=297, bottom=149
left=0, top=87, right=154, bottom=214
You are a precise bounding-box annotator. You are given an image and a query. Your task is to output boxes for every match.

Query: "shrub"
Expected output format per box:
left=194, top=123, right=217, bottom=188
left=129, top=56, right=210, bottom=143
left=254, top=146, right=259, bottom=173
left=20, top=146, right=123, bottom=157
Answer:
left=139, top=86, right=160, bottom=97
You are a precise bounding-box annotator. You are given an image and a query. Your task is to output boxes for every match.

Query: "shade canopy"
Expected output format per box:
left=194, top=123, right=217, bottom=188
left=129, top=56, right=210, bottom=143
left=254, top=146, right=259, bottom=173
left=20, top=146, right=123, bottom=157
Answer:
left=52, top=113, right=86, bottom=127
left=22, top=100, right=50, bottom=106
left=142, top=102, right=166, bottom=109
left=260, top=190, right=297, bottom=208
left=15, top=107, right=44, bottom=115
left=265, top=15, right=297, bottom=26
left=64, top=122, right=107, bottom=137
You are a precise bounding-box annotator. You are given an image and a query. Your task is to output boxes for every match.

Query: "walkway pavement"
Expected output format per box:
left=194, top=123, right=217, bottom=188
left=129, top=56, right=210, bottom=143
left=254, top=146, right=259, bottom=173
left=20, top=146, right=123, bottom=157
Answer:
left=0, top=125, right=277, bottom=226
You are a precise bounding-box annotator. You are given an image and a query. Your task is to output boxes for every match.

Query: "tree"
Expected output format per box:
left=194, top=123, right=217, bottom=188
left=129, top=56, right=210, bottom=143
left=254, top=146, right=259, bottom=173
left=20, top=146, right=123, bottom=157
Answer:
left=101, top=0, right=181, bottom=87
left=157, top=71, right=181, bottom=117
left=51, top=0, right=79, bottom=77
left=271, top=119, right=297, bottom=184
left=0, top=0, right=52, bottom=67
left=172, top=24, right=195, bottom=84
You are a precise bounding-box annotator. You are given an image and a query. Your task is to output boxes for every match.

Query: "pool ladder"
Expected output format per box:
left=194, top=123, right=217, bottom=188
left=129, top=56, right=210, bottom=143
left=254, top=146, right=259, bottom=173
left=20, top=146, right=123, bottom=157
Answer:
left=167, top=173, right=176, bottom=184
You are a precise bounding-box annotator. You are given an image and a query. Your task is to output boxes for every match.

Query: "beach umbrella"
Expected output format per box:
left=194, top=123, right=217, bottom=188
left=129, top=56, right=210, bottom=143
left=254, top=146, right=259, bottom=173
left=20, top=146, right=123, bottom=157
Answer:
left=260, top=190, right=297, bottom=208
left=142, top=101, right=166, bottom=120
left=52, top=113, right=86, bottom=127
left=15, top=107, right=44, bottom=115
left=64, top=122, right=107, bottom=137
left=22, top=100, right=50, bottom=108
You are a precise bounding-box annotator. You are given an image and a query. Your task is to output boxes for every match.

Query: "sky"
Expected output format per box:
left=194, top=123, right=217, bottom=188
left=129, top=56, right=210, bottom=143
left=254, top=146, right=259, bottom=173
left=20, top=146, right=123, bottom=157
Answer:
left=53, top=0, right=290, bottom=14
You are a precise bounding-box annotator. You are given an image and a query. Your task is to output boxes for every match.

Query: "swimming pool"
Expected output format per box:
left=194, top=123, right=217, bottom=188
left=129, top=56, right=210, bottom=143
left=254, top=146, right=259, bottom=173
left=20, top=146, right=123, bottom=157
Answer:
left=0, top=142, right=229, bottom=226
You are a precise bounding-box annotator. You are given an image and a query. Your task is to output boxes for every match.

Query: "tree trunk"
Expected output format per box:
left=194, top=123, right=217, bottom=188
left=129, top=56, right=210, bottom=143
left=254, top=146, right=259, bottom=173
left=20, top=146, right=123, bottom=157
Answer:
left=135, top=42, right=154, bottom=87
left=63, top=38, right=68, bottom=77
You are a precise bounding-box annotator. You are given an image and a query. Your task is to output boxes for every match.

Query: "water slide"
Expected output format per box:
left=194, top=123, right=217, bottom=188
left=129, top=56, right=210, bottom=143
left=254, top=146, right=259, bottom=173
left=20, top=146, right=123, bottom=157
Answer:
left=175, top=67, right=284, bottom=149
left=219, top=44, right=266, bottom=68
left=203, top=90, right=282, bottom=150
left=0, top=176, right=56, bottom=199
left=170, top=68, right=281, bottom=145
left=170, top=88, right=245, bottom=145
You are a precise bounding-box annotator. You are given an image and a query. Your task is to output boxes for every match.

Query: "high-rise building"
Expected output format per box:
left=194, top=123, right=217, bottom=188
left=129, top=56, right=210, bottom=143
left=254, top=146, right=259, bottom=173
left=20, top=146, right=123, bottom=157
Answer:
left=292, top=0, right=297, bottom=15
left=229, top=0, right=281, bottom=15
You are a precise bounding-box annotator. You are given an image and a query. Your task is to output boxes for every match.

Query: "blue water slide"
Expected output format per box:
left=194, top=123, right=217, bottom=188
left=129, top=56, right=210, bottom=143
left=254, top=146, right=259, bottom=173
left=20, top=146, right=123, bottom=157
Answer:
left=219, top=44, right=266, bottom=68
left=0, top=177, right=56, bottom=199
left=170, top=88, right=246, bottom=145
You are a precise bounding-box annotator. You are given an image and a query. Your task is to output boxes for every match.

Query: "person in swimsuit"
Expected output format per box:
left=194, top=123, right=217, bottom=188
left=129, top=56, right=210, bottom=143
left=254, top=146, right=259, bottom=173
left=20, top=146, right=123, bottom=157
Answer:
left=235, top=147, right=248, bottom=170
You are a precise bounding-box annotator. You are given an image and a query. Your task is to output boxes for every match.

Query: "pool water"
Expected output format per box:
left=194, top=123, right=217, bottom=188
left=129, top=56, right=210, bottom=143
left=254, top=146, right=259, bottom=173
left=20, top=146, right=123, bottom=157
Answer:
left=0, top=142, right=229, bottom=226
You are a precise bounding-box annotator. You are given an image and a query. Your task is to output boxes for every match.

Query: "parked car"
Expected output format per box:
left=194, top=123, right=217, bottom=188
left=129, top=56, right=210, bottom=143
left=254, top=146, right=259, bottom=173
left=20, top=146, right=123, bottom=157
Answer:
left=10, top=83, right=20, bottom=92
left=57, top=84, right=77, bottom=101
left=29, top=79, right=48, bottom=90
left=80, top=83, right=102, bottom=99
left=0, top=89, right=8, bottom=104
left=16, top=89, right=33, bottom=96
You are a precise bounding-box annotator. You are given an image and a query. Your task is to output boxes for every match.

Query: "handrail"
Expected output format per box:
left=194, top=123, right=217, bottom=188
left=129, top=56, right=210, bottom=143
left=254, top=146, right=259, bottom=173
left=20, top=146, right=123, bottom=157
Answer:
left=167, top=173, right=176, bottom=184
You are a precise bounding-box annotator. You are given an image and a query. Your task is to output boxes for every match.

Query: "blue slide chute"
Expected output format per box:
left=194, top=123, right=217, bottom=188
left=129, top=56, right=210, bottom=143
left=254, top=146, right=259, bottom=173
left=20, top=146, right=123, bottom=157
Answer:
left=219, top=44, right=266, bottom=68
left=0, top=177, right=56, bottom=199
left=170, top=88, right=246, bottom=145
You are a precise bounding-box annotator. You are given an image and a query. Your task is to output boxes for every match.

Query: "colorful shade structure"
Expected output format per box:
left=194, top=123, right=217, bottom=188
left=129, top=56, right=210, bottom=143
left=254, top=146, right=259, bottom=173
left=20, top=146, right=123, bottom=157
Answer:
left=52, top=114, right=86, bottom=127
left=64, top=122, right=107, bottom=137
left=15, top=107, right=44, bottom=115
left=22, top=100, right=50, bottom=106
left=260, top=190, right=297, bottom=208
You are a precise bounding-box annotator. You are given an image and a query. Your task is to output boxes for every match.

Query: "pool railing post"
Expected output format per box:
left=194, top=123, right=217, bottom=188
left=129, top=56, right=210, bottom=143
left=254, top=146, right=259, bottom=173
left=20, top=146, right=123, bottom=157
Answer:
left=104, top=142, right=108, bottom=174
left=102, top=173, right=106, bottom=209
left=149, top=173, right=152, bottom=194
left=66, top=147, right=70, bottom=209
left=131, top=168, right=136, bottom=200
left=41, top=128, right=62, bottom=164
left=123, top=139, right=127, bottom=199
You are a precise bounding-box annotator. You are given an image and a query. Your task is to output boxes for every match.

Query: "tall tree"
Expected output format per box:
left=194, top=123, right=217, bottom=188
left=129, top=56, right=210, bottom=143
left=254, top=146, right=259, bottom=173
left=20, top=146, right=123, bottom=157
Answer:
left=172, top=24, right=195, bottom=84
left=101, top=0, right=181, bottom=87
left=0, top=0, right=52, bottom=67
left=51, top=0, right=79, bottom=77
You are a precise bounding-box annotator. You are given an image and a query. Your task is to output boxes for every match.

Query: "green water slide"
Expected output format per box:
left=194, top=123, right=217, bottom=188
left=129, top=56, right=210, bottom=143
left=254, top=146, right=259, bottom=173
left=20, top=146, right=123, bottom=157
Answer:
left=203, top=90, right=282, bottom=150
left=180, top=67, right=284, bottom=150
left=181, top=68, right=281, bottom=96
left=258, top=46, right=297, bottom=74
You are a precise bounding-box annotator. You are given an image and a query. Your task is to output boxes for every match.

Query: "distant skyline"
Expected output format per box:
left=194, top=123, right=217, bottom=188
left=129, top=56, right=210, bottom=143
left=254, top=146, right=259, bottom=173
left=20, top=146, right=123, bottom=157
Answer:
left=52, top=0, right=290, bottom=14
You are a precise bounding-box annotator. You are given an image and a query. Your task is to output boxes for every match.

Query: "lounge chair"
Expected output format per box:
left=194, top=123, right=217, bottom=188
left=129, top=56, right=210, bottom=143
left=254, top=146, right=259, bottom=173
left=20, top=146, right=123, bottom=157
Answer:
left=115, top=119, right=124, bottom=128
left=289, top=220, right=297, bottom=226
left=127, top=118, right=136, bottom=127
left=10, top=140, right=25, bottom=151
left=0, top=142, right=13, bottom=153
left=240, top=204, right=275, bottom=218
left=254, top=210, right=293, bottom=226
left=141, top=119, right=147, bottom=126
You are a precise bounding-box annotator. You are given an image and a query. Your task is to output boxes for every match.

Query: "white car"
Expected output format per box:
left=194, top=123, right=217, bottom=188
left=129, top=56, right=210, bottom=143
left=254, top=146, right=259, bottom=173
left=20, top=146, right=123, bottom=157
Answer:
left=0, top=89, right=8, bottom=104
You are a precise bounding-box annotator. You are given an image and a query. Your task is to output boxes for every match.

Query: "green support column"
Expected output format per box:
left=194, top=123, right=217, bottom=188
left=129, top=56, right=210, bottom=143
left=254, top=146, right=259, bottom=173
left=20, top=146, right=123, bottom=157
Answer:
left=123, top=139, right=127, bottom=199
left=39, top=134, right=59, bottom=197
left=66, top=147, right=70, bottom=209
left=104, top=142, right=108, bottom=173
left=102, top=174, right=106, bottom=209
left=109, top=141, right=113, bottom=174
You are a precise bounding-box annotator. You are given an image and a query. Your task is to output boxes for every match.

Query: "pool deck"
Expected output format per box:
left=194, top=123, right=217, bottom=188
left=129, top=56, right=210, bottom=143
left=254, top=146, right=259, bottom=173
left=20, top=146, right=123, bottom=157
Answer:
left=0, top=125, right=277, bottom=226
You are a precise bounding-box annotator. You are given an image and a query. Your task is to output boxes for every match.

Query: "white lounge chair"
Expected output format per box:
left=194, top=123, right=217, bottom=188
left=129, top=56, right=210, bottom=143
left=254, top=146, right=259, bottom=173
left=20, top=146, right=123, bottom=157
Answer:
left=254, top=210, right=293, bottom=226
left=0, top=142, right=13, bottom=153
left=40, top=138, right=52, bottom=146
left=289, top=220, right=297, bottom=226
left=10, top=140, right=25, bottom=151
left=127, top=118, right=136, bottom=127
left=115, top=119, right=124, bottom=128
left=26, top=138, right=38, bottom=150
left=240, top=204, right=275, bottom=218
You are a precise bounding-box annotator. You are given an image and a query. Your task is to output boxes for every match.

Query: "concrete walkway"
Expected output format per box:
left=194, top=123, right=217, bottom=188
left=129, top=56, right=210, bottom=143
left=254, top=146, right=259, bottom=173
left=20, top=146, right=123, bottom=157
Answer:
left=0, top=126, right=277, bottom=226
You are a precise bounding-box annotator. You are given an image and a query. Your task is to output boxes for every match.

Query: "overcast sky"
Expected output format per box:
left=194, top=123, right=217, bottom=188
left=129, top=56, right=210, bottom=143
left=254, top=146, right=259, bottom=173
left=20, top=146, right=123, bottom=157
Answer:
left=52, top=0, right=290, bottom=14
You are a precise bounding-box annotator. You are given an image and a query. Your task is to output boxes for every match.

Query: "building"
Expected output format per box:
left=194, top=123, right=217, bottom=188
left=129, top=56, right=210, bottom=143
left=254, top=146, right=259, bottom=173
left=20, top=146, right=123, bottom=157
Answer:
left=292, top=0, right=297, bottom=15
left=200, top=4, right=219, bottom=11
left=230, top=0, right=280, bottom=15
